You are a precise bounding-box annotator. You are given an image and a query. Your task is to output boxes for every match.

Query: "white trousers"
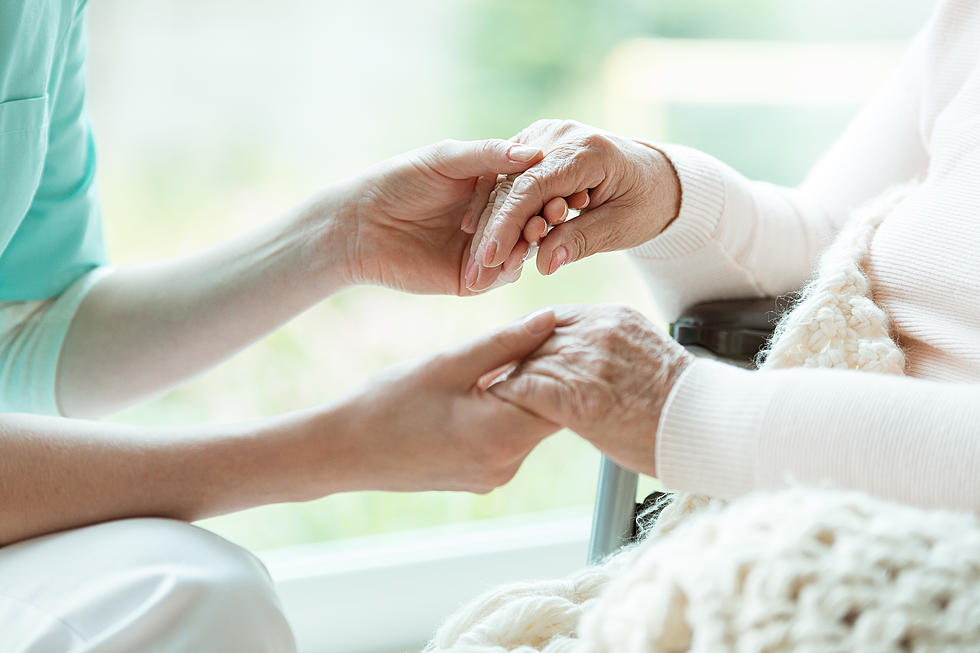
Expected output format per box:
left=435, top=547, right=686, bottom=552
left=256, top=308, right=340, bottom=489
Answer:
left=0, top=518, right=297, bottom=652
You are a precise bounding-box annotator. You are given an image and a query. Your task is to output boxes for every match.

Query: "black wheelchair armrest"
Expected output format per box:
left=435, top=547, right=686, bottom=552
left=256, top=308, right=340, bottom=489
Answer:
left=668, top=296, right=789, bottom=366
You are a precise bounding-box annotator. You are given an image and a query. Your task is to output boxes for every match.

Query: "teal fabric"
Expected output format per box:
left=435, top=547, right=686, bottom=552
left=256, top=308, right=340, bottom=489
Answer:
left=0, top=0, right=107, bottom=301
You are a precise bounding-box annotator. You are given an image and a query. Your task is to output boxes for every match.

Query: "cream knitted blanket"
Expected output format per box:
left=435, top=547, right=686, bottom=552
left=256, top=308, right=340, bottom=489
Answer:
left=425, top=185, right=980, bottom=652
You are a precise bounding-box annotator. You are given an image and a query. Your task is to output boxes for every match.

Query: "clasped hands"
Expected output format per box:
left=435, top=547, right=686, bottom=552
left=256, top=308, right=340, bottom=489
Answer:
left=320, top=120, right=690, bottom=493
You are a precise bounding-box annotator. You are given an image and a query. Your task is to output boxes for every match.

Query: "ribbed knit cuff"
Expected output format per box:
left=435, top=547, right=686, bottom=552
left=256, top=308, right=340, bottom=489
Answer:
left=656, top=358, right=776, bottom=499
left=629, top=143, right=727, bottom=260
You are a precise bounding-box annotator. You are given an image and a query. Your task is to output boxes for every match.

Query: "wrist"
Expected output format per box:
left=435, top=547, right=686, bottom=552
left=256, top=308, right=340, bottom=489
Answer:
left=631, top=139, right=682, bottom=235
left=201, top=400, right=360, bottom=513
left=299, top=176, right=369, bottom=294
left=275, top=389, right=405, bottom=501
left=258, top=399, right=362, bottom=503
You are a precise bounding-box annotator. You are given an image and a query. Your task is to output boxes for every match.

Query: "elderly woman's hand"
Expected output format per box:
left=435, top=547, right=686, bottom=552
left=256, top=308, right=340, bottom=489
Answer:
left=465, top=120, right=681, bottom=292
left=488, top=305, right=693, bottom=476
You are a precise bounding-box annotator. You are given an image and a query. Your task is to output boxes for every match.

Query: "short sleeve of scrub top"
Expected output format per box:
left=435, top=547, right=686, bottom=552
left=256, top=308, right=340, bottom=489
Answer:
left=0, top=0, right=110, bottom=414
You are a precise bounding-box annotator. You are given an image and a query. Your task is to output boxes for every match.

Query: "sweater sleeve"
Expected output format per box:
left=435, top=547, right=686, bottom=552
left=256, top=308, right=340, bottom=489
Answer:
left=628, top=8, right=932, bottom=322
left=656, top=359, right=980, bottom=512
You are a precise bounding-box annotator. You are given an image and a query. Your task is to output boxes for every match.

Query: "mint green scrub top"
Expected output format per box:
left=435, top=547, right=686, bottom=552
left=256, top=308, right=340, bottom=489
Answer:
left=0, top=0, right=108, bottom=413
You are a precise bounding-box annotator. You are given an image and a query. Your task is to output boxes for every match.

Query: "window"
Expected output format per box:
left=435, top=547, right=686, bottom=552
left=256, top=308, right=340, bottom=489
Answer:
left=92, top=0, right=932, bottom=556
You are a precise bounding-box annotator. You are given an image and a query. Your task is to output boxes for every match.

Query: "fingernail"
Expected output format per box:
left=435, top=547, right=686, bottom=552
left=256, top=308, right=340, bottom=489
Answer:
left=508, top=145, right=540, bottom=163
left=523, top=309, right=554, bottom=334
left=482, top=238, right=498, bottom=266
left=548, top=246, right=568, bottom=275
left=464, top=258, right=479, bottom=288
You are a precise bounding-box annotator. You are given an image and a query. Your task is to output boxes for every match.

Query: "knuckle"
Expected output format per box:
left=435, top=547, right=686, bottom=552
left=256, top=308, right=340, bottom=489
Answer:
left=553, top=142, right=586, bottom=162
left=581, top=131, right=611, bottom=150
left=434, top=137, right=457, bottom=154
left=543, top=118, right=569, bottom=133
left=513, top=171, right=544, bottom=199
left=566, top=142, right=594, bottom=162
left=480, top=138, right=505, bottom=158
left=566, top=227, right=590, bottom=259
left=491, top=329, right=520, bottom=354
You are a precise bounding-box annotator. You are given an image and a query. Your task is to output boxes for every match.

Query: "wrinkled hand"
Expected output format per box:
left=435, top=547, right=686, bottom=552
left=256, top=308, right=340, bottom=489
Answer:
left=342, top=139, right=543, bottom=295
left=465, top=120, right=681, bottom=292
left=336, top=310, right=560, bottom=493
left=489, top=305, right=693, bottom=477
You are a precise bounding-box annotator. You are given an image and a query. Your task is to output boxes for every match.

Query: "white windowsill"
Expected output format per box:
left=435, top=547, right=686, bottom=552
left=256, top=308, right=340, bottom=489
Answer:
left=259, top=509, right=592, bottom=653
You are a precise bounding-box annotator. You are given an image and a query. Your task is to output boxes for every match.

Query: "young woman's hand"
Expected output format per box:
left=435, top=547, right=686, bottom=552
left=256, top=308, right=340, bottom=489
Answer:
left=331, top=139, right=544, bottom=296
left=308, top=310, right=560, bottom=494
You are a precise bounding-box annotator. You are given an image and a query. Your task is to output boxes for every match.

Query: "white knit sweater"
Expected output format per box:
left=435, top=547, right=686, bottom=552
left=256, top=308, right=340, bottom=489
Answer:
left=632, top=0, right=980, bottom=512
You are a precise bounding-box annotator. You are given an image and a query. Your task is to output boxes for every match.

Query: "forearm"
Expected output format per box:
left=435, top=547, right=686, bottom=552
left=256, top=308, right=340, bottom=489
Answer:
left=657, top=360, right=980, bottom=512
left=56, top=179, right=360, bottom=418
left=0, top=405, right=346, bottom=546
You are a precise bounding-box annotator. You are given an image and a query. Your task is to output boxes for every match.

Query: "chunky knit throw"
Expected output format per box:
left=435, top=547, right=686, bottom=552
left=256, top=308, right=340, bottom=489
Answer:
left=425, top=185, right=980, bottom=652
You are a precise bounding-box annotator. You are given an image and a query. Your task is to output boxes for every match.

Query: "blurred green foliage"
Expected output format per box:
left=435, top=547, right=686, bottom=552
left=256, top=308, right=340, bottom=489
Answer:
left=452, top=0, right=614, bottom=137
left=620, top=0, right=931, bottom=41
left=454, top=0, right=932, bottom=179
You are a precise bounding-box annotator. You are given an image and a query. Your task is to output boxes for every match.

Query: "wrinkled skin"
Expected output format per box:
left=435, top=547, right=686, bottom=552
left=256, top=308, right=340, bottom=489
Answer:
left=465, top=119, right=682, bottom=291
left=490, top=305, right=694, bottom=477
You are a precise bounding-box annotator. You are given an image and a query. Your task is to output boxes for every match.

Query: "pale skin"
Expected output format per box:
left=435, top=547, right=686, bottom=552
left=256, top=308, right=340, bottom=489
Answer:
left=489, top=305, right=694, bottom=478
left=1, top=138, right=560, bottom=546
left=5, top=119, right=690, bottom=546
left=461, top=119, right=683, bottom=292
left=461, top=119, right=694, bottom=475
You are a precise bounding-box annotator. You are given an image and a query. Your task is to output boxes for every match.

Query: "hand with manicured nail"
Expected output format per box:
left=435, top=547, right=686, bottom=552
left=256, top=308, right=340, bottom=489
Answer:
left=341, top=138, right=542, bottom=295
left=467, top=119, right=682, bottom=290
left=339, top=309, right=560, bottom=493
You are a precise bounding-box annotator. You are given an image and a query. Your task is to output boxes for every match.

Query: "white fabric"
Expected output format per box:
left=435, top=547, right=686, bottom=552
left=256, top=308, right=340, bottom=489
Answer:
left=424, top=139, right=979, bottom=651
left=427, top=487, right=980, bottom=652
left=631, top=0, right=980, bottom=509
left=0, top=518, right=296, bottom=652
left=580, top=489, right=980, bottom=652
left=0, top=267, right=111, bottom=415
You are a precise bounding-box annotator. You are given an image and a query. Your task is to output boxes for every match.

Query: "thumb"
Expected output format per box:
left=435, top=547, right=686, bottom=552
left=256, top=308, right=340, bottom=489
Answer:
left=440, top=309, right=555, bottom=385
left=425, top=139, right=543, bottom=180
left=534, top=204, right=625, bottom=276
